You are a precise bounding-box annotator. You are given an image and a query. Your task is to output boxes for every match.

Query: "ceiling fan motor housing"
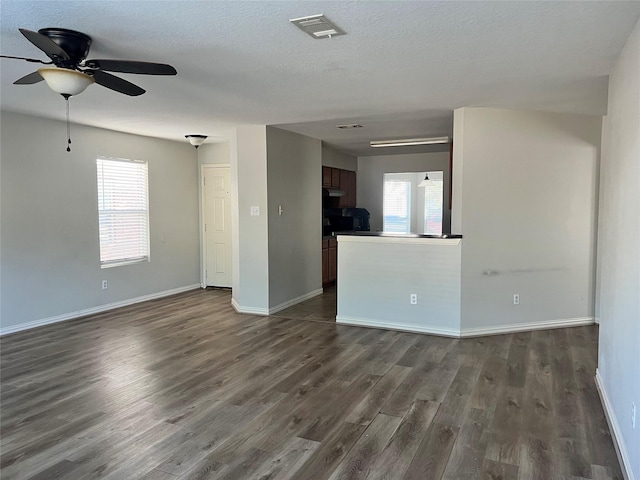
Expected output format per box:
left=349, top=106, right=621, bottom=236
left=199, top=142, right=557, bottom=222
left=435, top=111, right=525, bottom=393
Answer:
left=38, top=28, right=91, bottom=68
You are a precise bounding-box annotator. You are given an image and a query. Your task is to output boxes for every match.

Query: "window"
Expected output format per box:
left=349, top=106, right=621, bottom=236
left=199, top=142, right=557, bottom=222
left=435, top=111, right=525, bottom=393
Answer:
left=383, top=177, right=411, bottom=233
left=423, top=173, right=443, bottom=235
left=96, top=157, right=149, bottom=267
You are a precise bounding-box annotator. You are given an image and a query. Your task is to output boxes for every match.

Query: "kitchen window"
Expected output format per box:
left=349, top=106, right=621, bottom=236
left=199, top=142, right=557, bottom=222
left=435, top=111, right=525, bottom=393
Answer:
left=96, top=157, right=149, bottom=268
left=383, top=177, right=411, bottom=233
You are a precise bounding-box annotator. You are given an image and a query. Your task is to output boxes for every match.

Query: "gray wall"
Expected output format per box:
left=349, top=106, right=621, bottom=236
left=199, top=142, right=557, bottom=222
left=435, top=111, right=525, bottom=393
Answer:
left=231, top=125, right=269, bottom=312
left=356, top=152, right=451, bottom=232
left=266, top=127, right=322, bottom=309
left=597, top=17, right=640, bottom=478
left=199, top=142, right=231, bottom=165
left=1, top=112, right=200, bottom=331
left=322, top=144, right=357, bottom=171
left=452, top=107, right=602, bottom=332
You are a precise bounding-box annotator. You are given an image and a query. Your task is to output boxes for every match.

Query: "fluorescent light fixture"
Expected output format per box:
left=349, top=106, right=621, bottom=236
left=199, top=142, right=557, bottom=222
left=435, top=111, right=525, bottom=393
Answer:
left=370, top=136, right=450, bottom=148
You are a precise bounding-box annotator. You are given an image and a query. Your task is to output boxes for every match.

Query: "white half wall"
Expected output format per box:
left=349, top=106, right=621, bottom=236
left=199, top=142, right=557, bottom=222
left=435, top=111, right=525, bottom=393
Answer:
left=1, top=112, right=200, bottom=331
left=452, top=107, right=602, bottom=331
left=266, top=127, right=322, bottom=309
left=356, top=152, right=451, bottom=233
left=336, top=236, right=461, bottom=337
left=596, top=16, right=640, bottom=480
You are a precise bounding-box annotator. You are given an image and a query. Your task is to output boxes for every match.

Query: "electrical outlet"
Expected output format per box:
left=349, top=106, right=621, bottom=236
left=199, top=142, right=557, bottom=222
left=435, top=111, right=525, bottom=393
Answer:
left=513, top=294, right=520, bottom=305
left=633, top=402, right=636, bottom=429
left=410, top=294, right=417, bottom=305
left=102, top=280, right=108, bottom=290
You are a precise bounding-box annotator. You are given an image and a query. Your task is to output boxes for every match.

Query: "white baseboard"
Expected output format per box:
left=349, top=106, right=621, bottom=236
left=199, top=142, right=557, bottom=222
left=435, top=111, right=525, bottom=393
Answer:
left=335, top=316, right=594, bottom=339
left=269, top=289, right=324, bottom=315
left=595, top=369, right=635, bottom=480
left=231, top=288, right=324, bottom=316
left=460, top=317, right=595, bottom=337
left=231, top=298, right=269, bottom=316
left=336, top=315, right=460, bottom=338
left=0, top=284, right=201, bottom=336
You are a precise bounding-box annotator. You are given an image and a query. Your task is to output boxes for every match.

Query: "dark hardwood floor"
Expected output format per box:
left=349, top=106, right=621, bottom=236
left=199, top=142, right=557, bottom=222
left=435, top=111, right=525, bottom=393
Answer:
left=0, top=288, right=622, bottom=479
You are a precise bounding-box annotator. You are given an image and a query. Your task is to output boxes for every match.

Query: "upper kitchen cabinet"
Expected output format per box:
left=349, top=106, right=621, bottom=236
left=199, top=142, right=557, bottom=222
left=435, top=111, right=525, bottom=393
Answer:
left=322, top=166, right=332, bottom=187
left=323, top=166, right=357, bottom=208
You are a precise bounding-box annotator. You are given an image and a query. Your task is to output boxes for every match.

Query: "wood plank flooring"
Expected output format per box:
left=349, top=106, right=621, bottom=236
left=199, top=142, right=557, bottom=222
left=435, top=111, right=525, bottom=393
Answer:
left=0, top=288, right=623, bottom=479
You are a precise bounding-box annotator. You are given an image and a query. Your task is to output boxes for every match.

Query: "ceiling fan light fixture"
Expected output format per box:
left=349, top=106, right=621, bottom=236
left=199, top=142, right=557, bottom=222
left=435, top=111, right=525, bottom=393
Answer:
left=37, top=67, right=94, bottom=96
left=370, top=136, right=450, bottom=148
left=185, top=134, right=208, bottom=149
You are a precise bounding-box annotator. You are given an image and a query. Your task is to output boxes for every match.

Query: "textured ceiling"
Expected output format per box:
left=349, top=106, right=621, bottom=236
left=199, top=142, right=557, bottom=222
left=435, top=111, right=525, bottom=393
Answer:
left=1, top=1, right=639, bottom=155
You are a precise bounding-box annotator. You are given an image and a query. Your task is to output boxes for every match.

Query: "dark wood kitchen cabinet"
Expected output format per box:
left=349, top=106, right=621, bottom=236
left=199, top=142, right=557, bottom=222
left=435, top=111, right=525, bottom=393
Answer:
left=322, top=237, right=338, bottom=285
left=322, top=166, right=357, bottom=208
left=322, top=166, right=332, bottom=187
left=331, top=168, right=341, bottom=188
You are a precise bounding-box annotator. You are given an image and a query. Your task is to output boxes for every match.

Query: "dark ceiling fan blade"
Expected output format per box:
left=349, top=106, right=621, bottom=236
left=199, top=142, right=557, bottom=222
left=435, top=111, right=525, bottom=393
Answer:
left=19, top=28, right=70, bottom=61
left=92, top=70, right=145, bottom=96
left=13, top=71, right=44, bottom=84
left=0, top=54, right=52, bottom=64
left=85, top=59, right=176, bottom=75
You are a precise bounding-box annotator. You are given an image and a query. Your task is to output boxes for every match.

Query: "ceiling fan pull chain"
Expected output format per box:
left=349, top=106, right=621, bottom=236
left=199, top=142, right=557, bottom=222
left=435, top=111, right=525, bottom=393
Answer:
left=63, top=94, right=71, bottom=152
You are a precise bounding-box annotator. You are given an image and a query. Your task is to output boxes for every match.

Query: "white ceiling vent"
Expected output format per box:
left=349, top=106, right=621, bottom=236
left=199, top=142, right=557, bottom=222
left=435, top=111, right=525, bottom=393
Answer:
left=289, top=14, right=346, bottom=39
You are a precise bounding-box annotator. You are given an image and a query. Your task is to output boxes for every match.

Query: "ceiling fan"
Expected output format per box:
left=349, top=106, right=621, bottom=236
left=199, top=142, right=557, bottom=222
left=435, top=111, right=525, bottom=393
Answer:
left=1, top=27, right=178, bottom=151
left=1, top=27, right=177, bottom=96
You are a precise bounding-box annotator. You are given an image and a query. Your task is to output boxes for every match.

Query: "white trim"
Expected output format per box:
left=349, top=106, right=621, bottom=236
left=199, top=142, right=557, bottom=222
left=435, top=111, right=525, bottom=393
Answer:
left=336, top=315, right=460, bottom=338
left=268, top=289, right=324, bottom=315
left=336, top=235, right=460, bottom=246
left=596, top=368, right=635, bottom=480
left=230, top=289, right=324, bottom=316
left=0, top=284, right=201, bottom=336
left=595, top=369, right=635, bottom=480
left=334, top=316, right=594, bottom=339
left=231, top=298, right=269, bottom=316
left=460, top=317, right=594, bottom=337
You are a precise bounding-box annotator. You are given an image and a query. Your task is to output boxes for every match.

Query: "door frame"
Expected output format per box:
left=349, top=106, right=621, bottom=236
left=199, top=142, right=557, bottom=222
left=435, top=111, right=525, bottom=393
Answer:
left=200, top=164, right=232, bottom=289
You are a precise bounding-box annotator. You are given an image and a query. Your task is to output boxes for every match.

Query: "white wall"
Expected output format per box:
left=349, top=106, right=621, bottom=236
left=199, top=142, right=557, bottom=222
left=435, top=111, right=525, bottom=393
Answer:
left=231, top=125, right=269, bottom=313
left=596, top=17, right=640, bottom=479
left=357, top=152, right=450, bottom=232
left=322, top=144, right=357, bottom=171
left=1, top=112, right=200, bottom=332
left=266, top=127, right=322, bottom=309
left=451, top=108, right=602, bottom=332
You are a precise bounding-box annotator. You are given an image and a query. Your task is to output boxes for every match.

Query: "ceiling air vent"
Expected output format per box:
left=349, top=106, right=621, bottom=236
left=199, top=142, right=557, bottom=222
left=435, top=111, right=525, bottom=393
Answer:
left=336, top=123, right=362, bottom=129
left=289, top=14, right=346, bottom=39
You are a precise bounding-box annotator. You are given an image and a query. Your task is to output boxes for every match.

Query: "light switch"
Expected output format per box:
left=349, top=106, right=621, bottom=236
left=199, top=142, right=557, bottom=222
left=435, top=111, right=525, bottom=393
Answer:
left=250, top=206, right=260, bottom=216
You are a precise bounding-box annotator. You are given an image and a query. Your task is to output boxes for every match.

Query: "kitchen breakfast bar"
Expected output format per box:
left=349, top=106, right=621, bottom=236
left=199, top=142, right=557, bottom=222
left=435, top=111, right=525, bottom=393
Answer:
left=335, top=232, right=463, bottom=337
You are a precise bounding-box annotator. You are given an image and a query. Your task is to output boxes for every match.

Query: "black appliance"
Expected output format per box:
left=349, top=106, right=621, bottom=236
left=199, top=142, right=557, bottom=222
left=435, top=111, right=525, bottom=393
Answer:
left=323, top=208, right=370, bottom=235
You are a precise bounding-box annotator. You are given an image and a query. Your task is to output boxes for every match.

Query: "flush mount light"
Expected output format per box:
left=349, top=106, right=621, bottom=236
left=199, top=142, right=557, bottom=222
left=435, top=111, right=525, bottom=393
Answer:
left=290, top=14, right=346, bottom=39
left=185, top=135, right=208, bottom=149
left=370, top=136, right=451, bottom=148
left=336, top=123, right=363, bottom=129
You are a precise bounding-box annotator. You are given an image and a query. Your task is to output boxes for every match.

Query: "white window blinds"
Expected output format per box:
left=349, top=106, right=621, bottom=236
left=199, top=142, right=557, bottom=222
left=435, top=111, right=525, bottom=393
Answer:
left=383, top=179, right=411, bottom=233
left=96, top=157, right=149, bottom=267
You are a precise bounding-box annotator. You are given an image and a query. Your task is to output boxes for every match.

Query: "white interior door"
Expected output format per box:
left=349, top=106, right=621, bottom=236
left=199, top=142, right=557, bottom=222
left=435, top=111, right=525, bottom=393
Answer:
left=203, top=166, right=232, bottom=287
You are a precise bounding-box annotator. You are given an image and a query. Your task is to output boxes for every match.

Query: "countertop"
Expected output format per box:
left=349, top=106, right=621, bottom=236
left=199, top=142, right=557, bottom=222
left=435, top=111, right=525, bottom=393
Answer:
left=334, top=231, right=462, bottom=239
